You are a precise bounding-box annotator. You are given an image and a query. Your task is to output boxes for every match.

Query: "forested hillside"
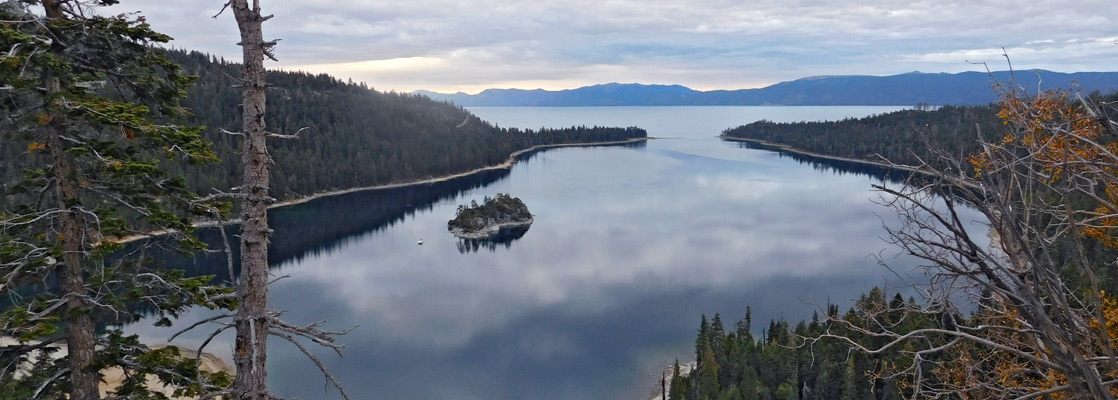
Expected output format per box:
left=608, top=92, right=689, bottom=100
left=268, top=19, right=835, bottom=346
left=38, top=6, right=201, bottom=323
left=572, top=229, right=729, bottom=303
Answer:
left=0, top=50, right=646, bottom=203
left=721, top=105, right=1002, bottom=167
left=172, top=50, right=646, bottom=200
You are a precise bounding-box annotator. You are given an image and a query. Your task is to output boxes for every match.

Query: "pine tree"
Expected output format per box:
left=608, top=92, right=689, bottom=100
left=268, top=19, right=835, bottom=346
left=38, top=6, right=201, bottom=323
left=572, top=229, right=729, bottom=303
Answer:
left=697, top=314, right=711, bottom=366
left=0, top=1, right=232, bottom=398
left=711, top=313, right=726, bottom=353
left=840, top=356, right=859, bottom=400
left=670, top=359, right=687, bottom=400
left=700, top=342, right=722, bottom=399
left=741, top=365, right=761, bottom=400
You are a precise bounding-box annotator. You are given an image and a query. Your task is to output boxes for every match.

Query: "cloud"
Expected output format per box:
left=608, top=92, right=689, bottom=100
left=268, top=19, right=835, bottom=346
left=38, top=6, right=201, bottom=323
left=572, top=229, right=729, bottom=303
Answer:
left=106, top=0, right=1118, bottom=93
left=900, top=35, right=1118, bottom=68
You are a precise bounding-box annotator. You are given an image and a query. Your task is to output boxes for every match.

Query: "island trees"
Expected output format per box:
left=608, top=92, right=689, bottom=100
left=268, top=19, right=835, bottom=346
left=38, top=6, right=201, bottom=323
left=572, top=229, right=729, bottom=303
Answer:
left=0, top=1, right=232, bottom=398
left=448, top=193, right=533, bottom=238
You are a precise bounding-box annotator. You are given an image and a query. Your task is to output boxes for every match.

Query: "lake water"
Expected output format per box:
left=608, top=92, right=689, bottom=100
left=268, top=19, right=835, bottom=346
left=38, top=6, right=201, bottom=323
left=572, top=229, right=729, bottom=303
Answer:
left=129, top=105, right=985, bottom=400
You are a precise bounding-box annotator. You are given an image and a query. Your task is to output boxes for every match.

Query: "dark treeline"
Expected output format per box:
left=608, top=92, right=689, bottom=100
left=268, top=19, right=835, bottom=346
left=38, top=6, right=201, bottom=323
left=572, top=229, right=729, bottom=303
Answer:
left=0, top=50, right=646, bottom=203
left=179, top=50, right=648, bottom=200
left=672, top=289, right=948, bottom=400
left=167, top=49, right=646, bottom=200
left=721, top=105, right=1002, bottom=167
left=721, top=93, right=1118, bottom=169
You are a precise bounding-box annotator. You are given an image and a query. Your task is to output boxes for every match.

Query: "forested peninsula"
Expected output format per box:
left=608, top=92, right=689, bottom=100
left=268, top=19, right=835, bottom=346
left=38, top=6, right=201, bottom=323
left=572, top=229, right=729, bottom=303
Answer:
left=721, top=92, right=1118, bottom=169
left=0, top=50, right=648, bottom=205
left=721, top=105, right=1000, bottom=167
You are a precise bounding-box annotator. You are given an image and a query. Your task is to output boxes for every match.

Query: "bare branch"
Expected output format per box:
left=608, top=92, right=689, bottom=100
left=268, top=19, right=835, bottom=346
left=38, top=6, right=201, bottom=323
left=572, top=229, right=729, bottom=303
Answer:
left=266, top=126, right=308, bottom=140
left=270, top=331, right=351, bottom=400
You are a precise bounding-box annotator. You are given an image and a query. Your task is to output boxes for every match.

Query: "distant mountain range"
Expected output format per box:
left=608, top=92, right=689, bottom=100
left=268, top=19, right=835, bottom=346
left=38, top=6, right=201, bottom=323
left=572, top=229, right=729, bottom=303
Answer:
left=414, top=70, right=1118, bottom=107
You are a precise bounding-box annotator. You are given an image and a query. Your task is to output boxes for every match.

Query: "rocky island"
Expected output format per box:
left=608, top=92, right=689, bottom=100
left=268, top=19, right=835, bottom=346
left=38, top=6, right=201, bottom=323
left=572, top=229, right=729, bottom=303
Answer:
left=448, top=193, right=534, bottom=239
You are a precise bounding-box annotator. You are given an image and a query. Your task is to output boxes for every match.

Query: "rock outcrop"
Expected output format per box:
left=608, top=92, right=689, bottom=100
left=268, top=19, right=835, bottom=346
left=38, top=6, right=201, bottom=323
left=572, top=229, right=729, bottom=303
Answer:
left=448, top=193, right=533, bottom=239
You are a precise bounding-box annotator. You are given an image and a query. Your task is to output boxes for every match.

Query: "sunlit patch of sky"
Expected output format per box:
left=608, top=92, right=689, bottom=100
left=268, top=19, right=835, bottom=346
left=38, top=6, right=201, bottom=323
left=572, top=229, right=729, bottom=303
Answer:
left=108, top=0, right=1118, bottom=93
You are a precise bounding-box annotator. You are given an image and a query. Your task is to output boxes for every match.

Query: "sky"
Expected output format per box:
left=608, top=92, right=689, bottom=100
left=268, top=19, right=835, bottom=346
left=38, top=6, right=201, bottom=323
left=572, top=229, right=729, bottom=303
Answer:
left=105, top=0, right=1118, bottom=94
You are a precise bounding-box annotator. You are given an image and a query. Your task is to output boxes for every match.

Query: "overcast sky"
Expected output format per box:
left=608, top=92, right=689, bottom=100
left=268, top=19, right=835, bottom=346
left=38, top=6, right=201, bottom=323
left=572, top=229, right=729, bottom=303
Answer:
left=106, top=0, right=1118, bottom=94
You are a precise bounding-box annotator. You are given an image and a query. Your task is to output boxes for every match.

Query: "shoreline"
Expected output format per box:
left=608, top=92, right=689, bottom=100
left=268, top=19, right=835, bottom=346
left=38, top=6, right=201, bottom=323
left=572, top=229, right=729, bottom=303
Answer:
left=719, top=136, right=982, bottom=190
left=450, top=218, right=534, bottom=239
left=269, top=137, right=652, bottom=210
left=113, top=137, right=650, bottom=244
left=718, top=135, right=925, bottom=173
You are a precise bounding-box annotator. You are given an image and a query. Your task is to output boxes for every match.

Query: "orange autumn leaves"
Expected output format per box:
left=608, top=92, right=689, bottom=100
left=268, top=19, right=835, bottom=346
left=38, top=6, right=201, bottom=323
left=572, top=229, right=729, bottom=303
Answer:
left=967, top=91, right=1108, bottom=180
left=969, top=90, right=1118, bottom=247
left=955, top=90, right=1118, bottom=398
left=930, top=298, right=1118, bottom=400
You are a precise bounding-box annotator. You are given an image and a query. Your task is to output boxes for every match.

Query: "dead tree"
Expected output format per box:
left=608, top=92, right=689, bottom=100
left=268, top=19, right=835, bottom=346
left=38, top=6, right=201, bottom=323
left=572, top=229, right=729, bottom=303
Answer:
left=227, top=1, right=273, bottom=398
left=812, top=77, right=1118, bottom=399
left=195, top=1, right=351, bottom=399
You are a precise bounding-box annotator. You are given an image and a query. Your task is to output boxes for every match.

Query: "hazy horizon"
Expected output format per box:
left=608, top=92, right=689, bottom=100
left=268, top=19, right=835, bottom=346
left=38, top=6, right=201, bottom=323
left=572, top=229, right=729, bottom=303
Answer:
left=105, top=0, right=1118, bottom=94
left=411, top=68, right=1118, bottom=95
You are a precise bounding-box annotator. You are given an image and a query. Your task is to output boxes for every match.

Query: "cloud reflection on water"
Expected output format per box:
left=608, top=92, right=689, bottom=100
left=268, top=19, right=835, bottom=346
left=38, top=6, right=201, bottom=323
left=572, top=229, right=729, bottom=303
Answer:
left=126, top=106, right=991, bottom=400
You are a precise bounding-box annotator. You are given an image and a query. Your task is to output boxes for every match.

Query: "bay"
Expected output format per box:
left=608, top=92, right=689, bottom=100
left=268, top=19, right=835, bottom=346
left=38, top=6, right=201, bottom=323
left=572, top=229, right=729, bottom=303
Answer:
left=129, top=105, right=985, bottom=400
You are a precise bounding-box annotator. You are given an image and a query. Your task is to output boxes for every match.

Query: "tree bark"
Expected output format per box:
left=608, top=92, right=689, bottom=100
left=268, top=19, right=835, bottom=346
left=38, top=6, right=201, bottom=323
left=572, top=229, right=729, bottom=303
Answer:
left=40, top=0, right=98, bottom=397
left=48, top=123, right=99, bottom=400
left=230, top=1, right=271, bottom=398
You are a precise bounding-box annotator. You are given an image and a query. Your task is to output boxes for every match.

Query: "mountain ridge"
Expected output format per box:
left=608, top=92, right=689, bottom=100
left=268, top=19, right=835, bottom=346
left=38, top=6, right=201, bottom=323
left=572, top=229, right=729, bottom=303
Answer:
left=416, top=70, right=1118, bottom=107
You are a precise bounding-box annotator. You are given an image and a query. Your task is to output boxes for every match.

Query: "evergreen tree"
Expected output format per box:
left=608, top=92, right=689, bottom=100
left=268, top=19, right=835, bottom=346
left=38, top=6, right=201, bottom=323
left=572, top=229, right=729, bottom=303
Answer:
left=720, top=385, right=743, bottom=400
left=696, top=314, right=711, bottom=367
left=0, top=1, right=232, bottom=398
left=711, top=313, right=726, bottom=352
left=670, top=359, right=688, bottom=400
left=700, top=342, right=722, bottom=400
left=741, top=365, right=761, bottom=400
left=840, top=357, right=859, bottom=400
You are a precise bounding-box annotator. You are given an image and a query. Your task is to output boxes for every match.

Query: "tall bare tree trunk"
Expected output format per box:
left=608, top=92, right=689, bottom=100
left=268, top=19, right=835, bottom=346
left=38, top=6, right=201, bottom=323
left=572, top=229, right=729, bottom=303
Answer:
left=230, top=1, right=272, bottom=398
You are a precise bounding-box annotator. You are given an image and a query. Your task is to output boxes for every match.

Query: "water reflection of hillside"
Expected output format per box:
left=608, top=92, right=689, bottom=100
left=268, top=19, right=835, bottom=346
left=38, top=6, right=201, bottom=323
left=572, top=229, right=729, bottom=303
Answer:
left=727, top=140, right=912, bottom=183
left=157, top=168, right=509, bottom=281
left=162, top=141, right=647, bottom=279
left=726, top=139, right=988, bottom=207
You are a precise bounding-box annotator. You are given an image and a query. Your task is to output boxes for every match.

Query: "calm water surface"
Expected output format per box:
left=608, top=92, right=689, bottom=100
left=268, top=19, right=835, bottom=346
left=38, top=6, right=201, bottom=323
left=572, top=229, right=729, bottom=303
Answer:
left=131, top=106, right=988, bottom=399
